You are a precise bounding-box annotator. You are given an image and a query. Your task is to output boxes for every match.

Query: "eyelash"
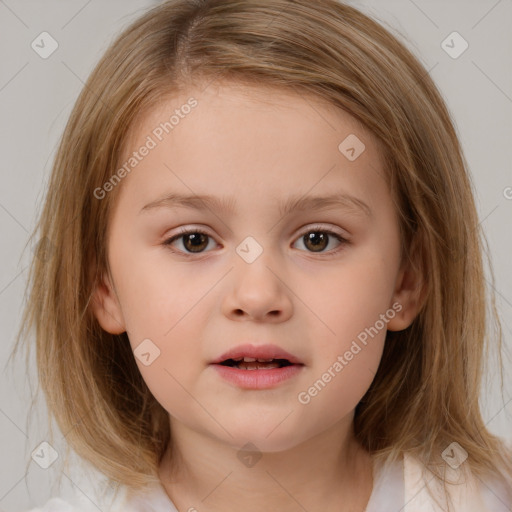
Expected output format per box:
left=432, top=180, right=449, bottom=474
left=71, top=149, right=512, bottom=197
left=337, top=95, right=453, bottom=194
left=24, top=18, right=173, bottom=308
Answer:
left=162, top=225, right=349, bottom=257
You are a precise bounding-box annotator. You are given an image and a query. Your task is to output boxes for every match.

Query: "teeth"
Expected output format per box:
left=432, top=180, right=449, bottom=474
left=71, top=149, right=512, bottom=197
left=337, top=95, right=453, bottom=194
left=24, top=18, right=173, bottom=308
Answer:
left=234, top=357, right=276, bottom=362
left=221, top=357, right=291, bottom=367
left=236, top=361, right=281, bottom=370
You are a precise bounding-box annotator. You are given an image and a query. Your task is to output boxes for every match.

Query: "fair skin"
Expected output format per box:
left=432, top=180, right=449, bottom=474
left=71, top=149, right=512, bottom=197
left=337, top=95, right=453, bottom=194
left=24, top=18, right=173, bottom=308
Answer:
left=92, top=81, right=422, bottom=512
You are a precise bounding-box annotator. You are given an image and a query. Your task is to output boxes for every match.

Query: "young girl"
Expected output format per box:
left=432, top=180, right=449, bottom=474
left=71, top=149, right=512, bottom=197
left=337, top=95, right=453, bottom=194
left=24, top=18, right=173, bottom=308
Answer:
left=16, top=0, right=512, bottom=510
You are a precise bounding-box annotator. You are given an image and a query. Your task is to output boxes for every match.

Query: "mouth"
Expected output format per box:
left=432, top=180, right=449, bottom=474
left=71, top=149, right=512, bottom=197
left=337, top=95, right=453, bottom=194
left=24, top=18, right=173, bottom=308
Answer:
left=210, top=344, right=305, bottom=389
left=217, top=357, right=295, bottom=370
left=211, top=343, right=304, bottom=366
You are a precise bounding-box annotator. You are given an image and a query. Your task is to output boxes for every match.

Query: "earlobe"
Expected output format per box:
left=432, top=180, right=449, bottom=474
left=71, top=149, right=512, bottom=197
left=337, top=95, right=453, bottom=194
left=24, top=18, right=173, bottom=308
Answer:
left=90, top=273, right=126, bottom=335
left=387, top=261, right=427, bottom=332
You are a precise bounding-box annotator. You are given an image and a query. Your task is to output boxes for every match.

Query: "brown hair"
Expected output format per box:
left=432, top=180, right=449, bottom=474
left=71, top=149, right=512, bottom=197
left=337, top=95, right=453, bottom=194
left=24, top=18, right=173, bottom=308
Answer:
left=14, top=0, right=512, bottom=508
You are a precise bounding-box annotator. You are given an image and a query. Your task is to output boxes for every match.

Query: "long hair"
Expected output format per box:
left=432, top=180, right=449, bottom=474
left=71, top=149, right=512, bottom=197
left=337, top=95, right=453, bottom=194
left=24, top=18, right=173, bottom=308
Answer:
left=14, top=0, right=512, bottom=508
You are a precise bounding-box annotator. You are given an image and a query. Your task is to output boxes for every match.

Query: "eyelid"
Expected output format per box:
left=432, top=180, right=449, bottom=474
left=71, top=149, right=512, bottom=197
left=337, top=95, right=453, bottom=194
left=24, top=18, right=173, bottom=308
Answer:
left=165, top=222, right=349, bottom=239
left=297, top=223, right=348, bottom=239
left=163, top=223, right=348, bottom=243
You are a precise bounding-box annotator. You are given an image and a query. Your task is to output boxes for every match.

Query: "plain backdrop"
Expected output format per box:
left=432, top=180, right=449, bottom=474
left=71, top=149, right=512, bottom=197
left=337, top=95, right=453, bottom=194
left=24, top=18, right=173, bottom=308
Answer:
left=1, top=0, right=511, bottom=509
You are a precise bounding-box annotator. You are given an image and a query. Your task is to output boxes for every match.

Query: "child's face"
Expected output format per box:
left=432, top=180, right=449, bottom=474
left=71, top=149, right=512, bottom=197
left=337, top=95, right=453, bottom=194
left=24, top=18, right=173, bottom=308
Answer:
left=93, top=82, right=418, bottom=452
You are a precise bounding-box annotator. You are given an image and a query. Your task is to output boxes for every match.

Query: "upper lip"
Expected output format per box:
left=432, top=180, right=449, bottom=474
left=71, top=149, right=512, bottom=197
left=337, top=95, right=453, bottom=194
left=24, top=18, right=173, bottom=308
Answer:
left=211, top=343, right=304, bottom=365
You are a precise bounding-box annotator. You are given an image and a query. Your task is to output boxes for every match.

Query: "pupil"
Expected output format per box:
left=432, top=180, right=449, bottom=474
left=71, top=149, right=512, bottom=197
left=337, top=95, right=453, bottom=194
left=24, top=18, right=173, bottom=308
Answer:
left=305, top=232, right=327, bottom=252
left=185, top=233, right=208, bottom=253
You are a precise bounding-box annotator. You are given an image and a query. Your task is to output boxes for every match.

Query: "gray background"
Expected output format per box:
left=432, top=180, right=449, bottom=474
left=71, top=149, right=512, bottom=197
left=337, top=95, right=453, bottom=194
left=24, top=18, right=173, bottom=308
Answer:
left=1, top=0, right=511, bottom=509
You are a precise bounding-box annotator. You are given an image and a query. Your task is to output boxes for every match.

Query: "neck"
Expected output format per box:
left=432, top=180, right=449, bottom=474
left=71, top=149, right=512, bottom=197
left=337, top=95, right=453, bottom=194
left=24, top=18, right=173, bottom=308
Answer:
left=158, top=416, right=374, bottom=512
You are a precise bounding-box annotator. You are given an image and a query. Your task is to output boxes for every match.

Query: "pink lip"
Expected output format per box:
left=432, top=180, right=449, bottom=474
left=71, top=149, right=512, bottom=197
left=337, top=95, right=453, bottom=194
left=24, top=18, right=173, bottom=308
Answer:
left=211, top=364, right=304, bottom=389
left=211, top=343, right=303, bottom=365
left=210, top=343, right=305, bottom=390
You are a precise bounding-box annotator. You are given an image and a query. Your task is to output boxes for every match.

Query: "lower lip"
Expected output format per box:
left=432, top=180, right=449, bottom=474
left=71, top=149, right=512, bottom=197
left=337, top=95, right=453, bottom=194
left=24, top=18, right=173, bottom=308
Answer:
left=211, top=363, right=304, bottom=389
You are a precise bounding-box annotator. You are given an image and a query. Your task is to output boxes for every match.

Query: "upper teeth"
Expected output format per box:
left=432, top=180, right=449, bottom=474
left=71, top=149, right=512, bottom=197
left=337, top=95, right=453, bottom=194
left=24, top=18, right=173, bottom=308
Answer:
left=233, top=357, right=275, bottom=362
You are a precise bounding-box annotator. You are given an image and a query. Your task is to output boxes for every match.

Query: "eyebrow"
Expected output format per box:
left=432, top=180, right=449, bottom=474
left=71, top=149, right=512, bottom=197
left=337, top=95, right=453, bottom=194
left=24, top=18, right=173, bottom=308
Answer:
left=140, top=192, right=372, bottom=218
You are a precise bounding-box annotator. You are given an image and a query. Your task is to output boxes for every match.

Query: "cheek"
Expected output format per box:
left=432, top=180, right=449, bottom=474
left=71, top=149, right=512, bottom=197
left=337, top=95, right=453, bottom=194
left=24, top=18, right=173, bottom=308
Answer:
left=110, top=239, right=212, bottom=336
left=295, top=284, right=389, bottom=425
left=110, top=252, right=216, bottom=409
left=300, top=252, right=397, bottom=348
left=291, top=255, right=395, bottom=417
left=133, top=358, right=210, bottom=429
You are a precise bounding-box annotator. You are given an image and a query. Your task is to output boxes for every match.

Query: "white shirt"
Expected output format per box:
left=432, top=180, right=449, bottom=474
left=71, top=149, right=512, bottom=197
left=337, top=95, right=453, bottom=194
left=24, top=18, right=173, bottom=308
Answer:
left=26, top=451, right=511, bottom=511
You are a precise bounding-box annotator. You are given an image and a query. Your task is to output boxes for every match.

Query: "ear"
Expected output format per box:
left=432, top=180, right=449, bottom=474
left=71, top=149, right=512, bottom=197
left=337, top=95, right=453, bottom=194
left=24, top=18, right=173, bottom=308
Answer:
left=386, top=254, right=427, bottom=332
left=90, top=271, right=126, bottom=335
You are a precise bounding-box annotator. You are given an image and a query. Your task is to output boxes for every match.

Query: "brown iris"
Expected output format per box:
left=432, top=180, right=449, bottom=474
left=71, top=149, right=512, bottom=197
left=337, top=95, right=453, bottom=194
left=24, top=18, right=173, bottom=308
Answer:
left=182, top=232, right=209, bottom=253
left=303, top=232, right=329, bottom=252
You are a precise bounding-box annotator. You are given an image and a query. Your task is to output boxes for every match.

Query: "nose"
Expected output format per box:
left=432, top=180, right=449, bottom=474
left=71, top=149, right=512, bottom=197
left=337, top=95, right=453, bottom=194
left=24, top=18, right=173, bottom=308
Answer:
left=222, top=259, right=293, bottom=323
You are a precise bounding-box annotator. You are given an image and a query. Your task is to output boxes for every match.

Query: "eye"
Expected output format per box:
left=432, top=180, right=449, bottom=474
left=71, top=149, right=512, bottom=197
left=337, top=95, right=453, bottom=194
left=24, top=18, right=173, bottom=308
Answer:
left=163, top=227, right=216, bottom=255
left=293, top=224, right=348, bottom=255
left=163, top=224, right=348, bottom=257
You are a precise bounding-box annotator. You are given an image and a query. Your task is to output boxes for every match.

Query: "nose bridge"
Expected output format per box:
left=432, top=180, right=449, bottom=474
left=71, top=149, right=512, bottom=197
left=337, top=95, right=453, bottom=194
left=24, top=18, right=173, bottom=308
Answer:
left=223, top=233, right=293, bottom=321
left=234, top=233, right=280, bottom=287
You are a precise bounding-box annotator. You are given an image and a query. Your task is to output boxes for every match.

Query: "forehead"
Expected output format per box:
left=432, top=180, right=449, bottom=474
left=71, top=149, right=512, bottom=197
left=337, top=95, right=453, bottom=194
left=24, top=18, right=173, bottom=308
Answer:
left=114, top=81, right=387, bottom=217
left=128, top=80, right=378, bottom=154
